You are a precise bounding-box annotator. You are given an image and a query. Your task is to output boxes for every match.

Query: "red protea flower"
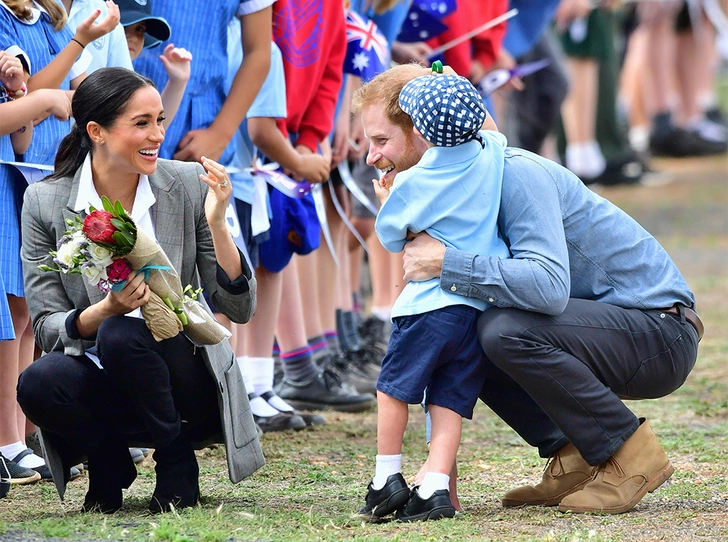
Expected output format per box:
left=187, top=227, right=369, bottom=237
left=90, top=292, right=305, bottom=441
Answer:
left=83, top=210, right=117, bottom=245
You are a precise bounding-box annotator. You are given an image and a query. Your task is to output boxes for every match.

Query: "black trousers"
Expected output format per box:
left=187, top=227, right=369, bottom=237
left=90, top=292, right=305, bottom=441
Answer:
left=17, top=316, right=219, bottom=461
left=477, top=298, right=699, bottom=465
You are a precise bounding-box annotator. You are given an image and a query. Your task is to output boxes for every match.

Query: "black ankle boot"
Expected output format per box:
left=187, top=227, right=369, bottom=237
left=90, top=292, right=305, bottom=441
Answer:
left=149, top=435, right=200, bottom=513
left=82, top=436, right=137, bottom=514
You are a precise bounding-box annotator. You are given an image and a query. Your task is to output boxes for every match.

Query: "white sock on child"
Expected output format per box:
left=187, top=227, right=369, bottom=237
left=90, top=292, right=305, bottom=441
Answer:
left=565, top=140, right=606, bottom=179
left=372, top=454, right=401, bottom=490
left=418, top=472, right=450, bottom=499
left=248, top=396, right=281, bottom=418
left=265, top=393, right=296, bottom=413
left=0, top=442, right=45, bottom=469
left=248, top=356, right=276, bottom=396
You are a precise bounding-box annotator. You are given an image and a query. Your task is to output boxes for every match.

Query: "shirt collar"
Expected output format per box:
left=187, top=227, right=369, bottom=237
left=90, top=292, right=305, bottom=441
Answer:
left=0, top=2, right=42, bottom=25
left=73, top=153, right=156, bottom=223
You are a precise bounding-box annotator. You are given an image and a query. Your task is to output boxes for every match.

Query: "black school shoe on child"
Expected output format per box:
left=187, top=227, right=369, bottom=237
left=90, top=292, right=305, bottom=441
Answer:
left=357, top=473, right=410, bottom=520
left=396, top=486, right=456, bottom=522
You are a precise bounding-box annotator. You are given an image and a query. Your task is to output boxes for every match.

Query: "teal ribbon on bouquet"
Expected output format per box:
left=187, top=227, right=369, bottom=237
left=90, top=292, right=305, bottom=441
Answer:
left=110, top=264, right=171, bottom=293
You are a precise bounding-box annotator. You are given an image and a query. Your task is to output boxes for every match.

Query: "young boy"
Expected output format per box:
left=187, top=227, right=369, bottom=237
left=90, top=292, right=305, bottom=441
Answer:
left=117, top=0, right=190, bottom=128
left=356, top=68, right=510, bottom=521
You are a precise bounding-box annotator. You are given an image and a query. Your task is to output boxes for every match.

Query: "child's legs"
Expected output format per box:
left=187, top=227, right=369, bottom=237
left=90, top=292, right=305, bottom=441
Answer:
left=376, top=391, right=408, bottom=455
left=426, top=404, right=462, bottom=475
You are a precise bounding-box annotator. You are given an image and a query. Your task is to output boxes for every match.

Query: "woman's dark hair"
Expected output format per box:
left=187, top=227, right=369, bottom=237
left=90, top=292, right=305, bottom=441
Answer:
left=52, top=68, right=156, bottom=180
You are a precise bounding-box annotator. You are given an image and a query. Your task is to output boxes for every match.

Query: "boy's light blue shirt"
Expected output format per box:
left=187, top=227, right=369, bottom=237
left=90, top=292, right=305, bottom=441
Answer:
left=376, top=131, right=510, bottom=319
left=226, top=19, right=286, bottom=204
left=441, top=147, right=696, bottom=314
left=66, top=0, right=133, bottom=74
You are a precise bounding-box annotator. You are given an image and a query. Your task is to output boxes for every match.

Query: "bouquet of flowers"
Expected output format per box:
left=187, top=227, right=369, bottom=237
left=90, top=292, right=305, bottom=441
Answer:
left=39, top=196, right=229, bottom=345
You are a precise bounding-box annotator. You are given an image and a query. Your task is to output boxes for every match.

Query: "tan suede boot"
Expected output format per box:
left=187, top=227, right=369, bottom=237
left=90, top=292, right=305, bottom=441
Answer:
left=502, top=442, right=598, bottom=507
left=558, top=419, right=674, bottom=514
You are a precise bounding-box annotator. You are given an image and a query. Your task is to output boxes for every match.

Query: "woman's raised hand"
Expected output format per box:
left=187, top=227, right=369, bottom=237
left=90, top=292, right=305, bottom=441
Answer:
left=199, top=156, right=232, bottom=228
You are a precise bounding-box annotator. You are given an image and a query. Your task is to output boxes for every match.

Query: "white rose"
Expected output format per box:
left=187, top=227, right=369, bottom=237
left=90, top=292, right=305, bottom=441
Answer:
left=55, top=241, right=80, bottom=271
left=86, top=242, right=114, bottom=268
left=81, top=263, right=108, bottom=286
left=71, top=230, right=86, bottom=250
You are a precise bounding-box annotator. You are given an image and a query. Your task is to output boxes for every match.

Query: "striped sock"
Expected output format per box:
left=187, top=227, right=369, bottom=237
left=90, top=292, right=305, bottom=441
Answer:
left=307, top=335, right=329, bottom=364
left=323, top=329, right=341, bottom=356
left=280, top=346, right=318, bottom=382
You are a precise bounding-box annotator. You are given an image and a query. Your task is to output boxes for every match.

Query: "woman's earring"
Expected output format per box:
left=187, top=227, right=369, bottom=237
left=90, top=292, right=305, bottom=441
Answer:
left=99, top=139, right=105, bottom=145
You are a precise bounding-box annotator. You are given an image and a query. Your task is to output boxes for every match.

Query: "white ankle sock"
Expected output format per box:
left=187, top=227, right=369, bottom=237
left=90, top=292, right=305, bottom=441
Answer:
left=248, top=356, right=275, bottom=396
left=372, top=454, right=401, bottom=490
left=249, top=395, right=280, bottom=418
left=418, top=472, right=450, bottom=499
left=565, top=140, right=606, bottom=179
left=265, top=393, right=295, bottom=413
left=0, top=442, right=45, bottom=469
left=0, top=442, right=25, bottom=461
left=370, top=307, right=391, bottom=322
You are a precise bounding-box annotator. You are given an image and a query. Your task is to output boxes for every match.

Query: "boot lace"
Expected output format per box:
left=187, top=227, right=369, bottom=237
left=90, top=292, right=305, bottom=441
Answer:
left=599, top=456, right=626, bottom=478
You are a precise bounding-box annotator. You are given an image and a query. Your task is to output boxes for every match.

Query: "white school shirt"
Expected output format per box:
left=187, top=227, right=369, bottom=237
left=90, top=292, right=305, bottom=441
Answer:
left=73, top=153, right=156, bottom=368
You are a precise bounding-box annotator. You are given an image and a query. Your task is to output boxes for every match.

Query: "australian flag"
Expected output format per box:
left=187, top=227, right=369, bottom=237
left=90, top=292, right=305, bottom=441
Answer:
left=344, top=10, right=389, bottom=81
left=397, top=0, right=456, bottom=43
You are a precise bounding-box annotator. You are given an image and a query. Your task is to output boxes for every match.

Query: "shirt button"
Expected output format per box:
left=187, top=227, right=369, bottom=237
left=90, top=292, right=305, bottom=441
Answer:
left=450, top=284, right=457, bottom=292
left=488, top=297, right=495, bottom=303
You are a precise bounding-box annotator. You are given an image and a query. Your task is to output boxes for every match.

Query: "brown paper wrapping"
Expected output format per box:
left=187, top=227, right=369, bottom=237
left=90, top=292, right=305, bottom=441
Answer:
left=124, top=229, right=228, bottom=344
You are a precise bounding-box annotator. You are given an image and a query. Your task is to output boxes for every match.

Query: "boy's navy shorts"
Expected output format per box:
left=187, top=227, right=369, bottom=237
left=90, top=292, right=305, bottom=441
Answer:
left=376, top=304, right=487, bottom=419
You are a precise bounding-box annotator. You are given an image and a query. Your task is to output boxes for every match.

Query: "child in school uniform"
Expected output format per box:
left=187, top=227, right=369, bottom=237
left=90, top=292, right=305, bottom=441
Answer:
left=355, top=68, right=510, bottom=521
left=117, top=0, right=189, bottom=128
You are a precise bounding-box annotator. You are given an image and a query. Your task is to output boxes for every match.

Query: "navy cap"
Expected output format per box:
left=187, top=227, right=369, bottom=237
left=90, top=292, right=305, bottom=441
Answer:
left=116, top=0, right=171, bottom=49
left=399, top=74, right=487, bottom=147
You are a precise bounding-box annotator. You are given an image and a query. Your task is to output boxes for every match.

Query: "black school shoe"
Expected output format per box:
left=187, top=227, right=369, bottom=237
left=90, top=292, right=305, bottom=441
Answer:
left=357, top=473, right=410, bottom=520
left=397, top=487, right=456, bottom=522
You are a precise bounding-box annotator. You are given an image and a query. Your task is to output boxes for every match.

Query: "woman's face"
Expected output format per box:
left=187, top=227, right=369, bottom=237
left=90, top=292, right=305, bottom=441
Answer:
left=95, top=85, right=165, bottom=178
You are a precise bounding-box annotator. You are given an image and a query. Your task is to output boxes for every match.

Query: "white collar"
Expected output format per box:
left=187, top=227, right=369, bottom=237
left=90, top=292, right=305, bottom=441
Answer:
left=73, top=153, right=156, bottom=229
left=0, top=1, right=43, bottom=25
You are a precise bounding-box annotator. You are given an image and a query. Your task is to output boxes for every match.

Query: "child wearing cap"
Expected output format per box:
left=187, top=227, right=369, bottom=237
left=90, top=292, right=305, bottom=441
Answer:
left=357, top=69, right=510, bottom=521
left=117, top=0, right=190, bottom=128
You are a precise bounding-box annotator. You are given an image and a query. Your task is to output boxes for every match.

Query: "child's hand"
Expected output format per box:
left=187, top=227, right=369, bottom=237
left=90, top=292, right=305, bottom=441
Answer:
left=0, top=51, right=25, bottom=93
left=293, top=153, right=330, bottom=184
left=38, top=89, right=72, bottom=121
left=159, top=44, right=192, bottom=84
left=74, top=1, right=121, bottom=48
left=372, top=177, right=390, bottom=205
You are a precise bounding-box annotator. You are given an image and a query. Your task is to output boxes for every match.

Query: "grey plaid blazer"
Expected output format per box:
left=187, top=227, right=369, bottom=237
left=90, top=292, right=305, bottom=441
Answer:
left=21, top=159, right=264, bottom=498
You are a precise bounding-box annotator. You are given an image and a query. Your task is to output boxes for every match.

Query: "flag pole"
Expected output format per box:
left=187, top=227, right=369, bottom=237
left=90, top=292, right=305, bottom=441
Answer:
left=426, top=8, right=519, bottom=59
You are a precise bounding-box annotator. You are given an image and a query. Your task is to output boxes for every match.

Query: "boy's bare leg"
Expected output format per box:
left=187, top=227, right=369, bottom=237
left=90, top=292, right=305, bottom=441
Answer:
left=416, top=405, right=461, bottom=500
left=376, top=392, right=408, bottom=456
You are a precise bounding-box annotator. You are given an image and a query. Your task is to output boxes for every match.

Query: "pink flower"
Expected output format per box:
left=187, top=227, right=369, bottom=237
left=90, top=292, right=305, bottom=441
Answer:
left=106, top=258, right=132, bottom=283
left=83, top=210, right=117, bottom=244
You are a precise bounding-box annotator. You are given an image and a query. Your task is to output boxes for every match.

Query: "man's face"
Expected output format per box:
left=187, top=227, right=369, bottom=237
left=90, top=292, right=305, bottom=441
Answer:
left=362, top=103, right=423, bottom=188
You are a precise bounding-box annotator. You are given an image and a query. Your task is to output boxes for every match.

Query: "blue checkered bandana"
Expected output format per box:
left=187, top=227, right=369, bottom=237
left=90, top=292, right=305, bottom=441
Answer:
left=399, top=74, right=488, bottom=147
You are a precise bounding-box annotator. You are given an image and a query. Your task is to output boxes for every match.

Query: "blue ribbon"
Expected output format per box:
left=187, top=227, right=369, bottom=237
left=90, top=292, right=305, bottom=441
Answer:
left=110, top=264, right=171, bottom=292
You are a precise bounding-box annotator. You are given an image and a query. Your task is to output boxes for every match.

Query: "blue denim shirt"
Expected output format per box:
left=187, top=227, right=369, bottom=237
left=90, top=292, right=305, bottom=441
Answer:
left=440, top=148, right=696, bottom=314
